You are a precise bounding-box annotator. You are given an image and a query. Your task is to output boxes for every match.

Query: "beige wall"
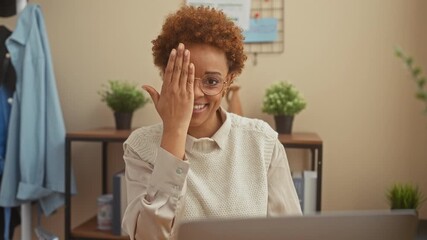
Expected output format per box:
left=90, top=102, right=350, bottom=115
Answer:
left=1, top=0, right=427, bottom=239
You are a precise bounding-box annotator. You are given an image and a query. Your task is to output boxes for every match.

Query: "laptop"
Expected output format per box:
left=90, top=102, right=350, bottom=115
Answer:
left=177, top=210, right=418, bottom=240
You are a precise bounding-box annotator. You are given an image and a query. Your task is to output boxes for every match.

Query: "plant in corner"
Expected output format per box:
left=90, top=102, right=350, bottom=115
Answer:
left=262, top=81, right=307, bottom=134
left=395, top=47, right=427, bottom=113
left=386, top=183, right=425, bottom=211
left=99, top=80, right=149, bottom=130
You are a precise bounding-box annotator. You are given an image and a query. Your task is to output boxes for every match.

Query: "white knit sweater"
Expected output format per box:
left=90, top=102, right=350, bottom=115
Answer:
left=122, top=110, right=302, bottom=240
left=181, top=114, right=277, bottom=220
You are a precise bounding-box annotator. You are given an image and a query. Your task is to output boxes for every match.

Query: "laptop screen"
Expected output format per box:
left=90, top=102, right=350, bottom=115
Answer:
left=177, top=210, right=418, bottom=240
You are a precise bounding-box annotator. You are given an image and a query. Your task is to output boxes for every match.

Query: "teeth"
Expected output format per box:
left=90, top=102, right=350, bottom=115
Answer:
left=193, top=105, right=205, bottom=110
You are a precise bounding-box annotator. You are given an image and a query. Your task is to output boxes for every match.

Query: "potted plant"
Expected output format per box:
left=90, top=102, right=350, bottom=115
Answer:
left=262, top=81, right=307, bottom=134
left=386, top=183, right=425, bottom=211
left=99, top=80, right=149, bottom=130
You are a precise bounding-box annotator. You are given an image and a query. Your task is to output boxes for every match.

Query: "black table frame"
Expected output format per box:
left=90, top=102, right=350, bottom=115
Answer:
left=65, top=130, right=130, bottom=240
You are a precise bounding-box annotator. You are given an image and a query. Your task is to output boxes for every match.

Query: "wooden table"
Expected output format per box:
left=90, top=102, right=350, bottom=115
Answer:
left=65, top=128, right=133, bottom=240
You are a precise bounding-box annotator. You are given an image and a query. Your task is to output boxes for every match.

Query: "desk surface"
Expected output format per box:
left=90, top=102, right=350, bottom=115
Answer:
left=67, top=129, right=323, bottom=145
left=66, top=127, right=133, bottom=141
left=278, top=132, right=322, bottom=145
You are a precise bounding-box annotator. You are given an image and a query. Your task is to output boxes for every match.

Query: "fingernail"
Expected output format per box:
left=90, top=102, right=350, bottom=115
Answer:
left=184, top=49, right=189, bottom=56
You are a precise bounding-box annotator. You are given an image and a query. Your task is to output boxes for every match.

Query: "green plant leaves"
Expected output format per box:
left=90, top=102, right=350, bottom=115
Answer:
left=262, top=81, right=307, bottom=116
left=99, top=80, right=150, bottom=113
left=395, top=47, right=427, bottom=112
left=386, top=183, right=425, bottom=210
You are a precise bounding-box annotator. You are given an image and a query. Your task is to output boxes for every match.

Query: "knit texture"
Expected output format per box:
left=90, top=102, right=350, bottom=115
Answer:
left=126, top=112, right=278, bottom=221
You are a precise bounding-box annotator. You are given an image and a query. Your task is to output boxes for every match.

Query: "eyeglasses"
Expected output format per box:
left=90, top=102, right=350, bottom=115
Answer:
left=194, top=74, right=228, bottom=96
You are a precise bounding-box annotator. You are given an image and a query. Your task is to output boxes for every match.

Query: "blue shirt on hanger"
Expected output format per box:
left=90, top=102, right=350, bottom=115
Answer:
left=0, top=4, right=76, bottom=215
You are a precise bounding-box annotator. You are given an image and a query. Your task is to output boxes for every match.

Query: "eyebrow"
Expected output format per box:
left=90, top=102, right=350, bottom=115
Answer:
left=203, top=71, right=222, bottom=76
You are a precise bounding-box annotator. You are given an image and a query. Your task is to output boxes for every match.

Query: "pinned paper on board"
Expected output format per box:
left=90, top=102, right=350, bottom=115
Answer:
left=186, top=0, right=251, bottom=30
left=187, top=0, right=285, bottom=55
left=243, top=18, right=278, bottom=43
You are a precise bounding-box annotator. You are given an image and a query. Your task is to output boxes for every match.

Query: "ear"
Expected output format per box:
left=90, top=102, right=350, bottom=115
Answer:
left=222, top=73, right=237, bottom=97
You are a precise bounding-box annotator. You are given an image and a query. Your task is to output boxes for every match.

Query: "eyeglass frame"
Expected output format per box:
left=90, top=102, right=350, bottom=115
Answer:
left=193, top=73, right=231, bottom=96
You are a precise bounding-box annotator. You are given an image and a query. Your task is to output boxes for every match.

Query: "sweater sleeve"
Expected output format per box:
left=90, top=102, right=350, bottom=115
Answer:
left=122, top=139, right=190, bottom=240
left=267, top=139, right=303, bottom=216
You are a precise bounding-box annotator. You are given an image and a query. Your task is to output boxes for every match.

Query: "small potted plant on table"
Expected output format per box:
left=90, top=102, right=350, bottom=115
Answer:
left=99, top=80, right=149, bottom=130
left=262, top=81, right=307, bottom=134
left=386, top=182, right=425, bottom=212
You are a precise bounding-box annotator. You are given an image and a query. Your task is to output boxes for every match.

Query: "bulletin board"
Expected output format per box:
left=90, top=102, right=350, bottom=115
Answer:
left=244, top=0, right=285, bottom=54
left=185, top=0, right=285, bottom=56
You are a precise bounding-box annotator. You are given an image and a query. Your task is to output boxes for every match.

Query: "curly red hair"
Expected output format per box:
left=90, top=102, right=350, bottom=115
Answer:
left=152, top=5, right=247, bottom=75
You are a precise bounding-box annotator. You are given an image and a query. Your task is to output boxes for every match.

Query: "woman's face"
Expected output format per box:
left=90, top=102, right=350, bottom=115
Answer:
left=186, top=43, right=230, bottom=136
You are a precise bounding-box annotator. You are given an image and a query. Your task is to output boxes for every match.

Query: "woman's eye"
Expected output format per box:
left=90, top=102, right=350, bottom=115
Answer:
left=204, top=77, right=220, bottom=86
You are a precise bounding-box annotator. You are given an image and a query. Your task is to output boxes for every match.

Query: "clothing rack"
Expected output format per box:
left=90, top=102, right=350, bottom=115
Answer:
left=19, top=0, right=32, bottom=236
left=19, top=1, right=31, bottom=238
left=2, top=2, right=72, bottom=239
left=21, top=203, right=31, bottom=240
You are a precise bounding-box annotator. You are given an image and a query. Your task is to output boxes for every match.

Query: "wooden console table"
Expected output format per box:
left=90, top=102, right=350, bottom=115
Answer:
left=65, top=127, right=132, bottom=240
left=278, top=132, right=323, bottom=211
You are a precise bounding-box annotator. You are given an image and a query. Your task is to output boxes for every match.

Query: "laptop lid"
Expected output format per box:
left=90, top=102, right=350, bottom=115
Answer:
left=177, top=210, right=418, bottom=240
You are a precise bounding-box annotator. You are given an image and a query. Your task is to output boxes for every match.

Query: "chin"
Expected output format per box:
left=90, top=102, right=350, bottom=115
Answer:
left=190, top=110, right=214, bottom=127
left=189, top=103, right=221, bottom=128
left=189, top=117, right=207, bottom=128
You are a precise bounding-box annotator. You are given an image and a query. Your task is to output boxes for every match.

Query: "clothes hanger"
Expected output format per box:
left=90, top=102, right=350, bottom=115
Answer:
left=16, top=0, right=27, bottom=15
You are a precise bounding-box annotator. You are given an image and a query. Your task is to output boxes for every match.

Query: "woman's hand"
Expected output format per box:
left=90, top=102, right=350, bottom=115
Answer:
left=143, top=43, right=194, bottom=159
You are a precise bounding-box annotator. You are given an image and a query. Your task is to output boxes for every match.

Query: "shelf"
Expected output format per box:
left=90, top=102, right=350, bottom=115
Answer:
left=71, top=216, right=129, bottom=240
left=278, top=132, right=322, bottom=146
left=277, top=132, right=323, bottom=211
left=65, top=127, right=133, bottom=239
left=66, top=127, right=133, bottom=142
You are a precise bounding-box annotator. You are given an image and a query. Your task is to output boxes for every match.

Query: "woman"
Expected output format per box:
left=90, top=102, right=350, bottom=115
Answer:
left=122, top=5, right=302, bottom=240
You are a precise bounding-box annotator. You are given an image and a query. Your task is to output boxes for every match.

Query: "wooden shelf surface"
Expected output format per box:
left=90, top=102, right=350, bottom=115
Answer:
left=278, top=132, right=322, bottom=146
left=71, top=216, right=129, bottom=239
left=66, top=127, right=134, bottom=141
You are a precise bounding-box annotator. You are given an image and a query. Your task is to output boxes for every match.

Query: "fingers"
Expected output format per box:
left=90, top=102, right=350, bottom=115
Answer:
left=187, top=63, right=195, bottom=92
left=164, top=43, right=193, bottom=92
left=142, top=85, right=160, bottom=106
left=164, top=48, right=176, bottom=85
left=172, top=43, right=185, bottom=89
left=179, top=48, right=191, bottom=88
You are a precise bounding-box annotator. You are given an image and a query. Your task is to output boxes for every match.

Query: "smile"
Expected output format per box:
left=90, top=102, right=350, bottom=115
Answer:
left=193, top=104, right=207, bottom=112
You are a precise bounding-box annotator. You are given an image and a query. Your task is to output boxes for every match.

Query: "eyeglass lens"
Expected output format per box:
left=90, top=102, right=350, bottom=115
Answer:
left=197, top=74, right=225, bottom=96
